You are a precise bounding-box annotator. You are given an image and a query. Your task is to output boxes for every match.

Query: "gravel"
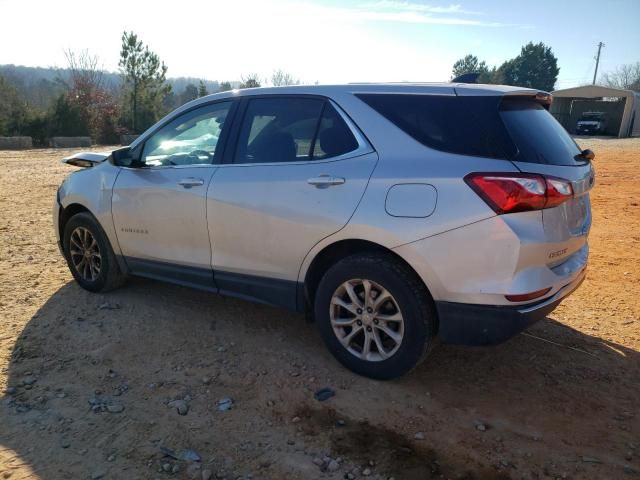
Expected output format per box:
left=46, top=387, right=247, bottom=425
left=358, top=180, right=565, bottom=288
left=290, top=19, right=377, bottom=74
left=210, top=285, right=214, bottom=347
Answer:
left=201, top=469, right=213, bottom=480
left=168, top=399, right=189, bottom=415
left=216, top=397, right=234, bottom=411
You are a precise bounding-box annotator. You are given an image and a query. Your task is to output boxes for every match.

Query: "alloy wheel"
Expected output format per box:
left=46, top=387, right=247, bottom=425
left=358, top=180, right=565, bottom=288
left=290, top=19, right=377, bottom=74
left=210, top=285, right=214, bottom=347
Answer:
left=69, top=226, right=102, bottom=282
left=330, top=279, right=404, bottom=361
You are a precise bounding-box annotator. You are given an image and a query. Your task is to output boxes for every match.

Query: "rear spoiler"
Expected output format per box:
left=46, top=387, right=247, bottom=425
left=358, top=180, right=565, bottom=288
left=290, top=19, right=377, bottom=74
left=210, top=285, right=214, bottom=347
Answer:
left=62, top=151, right=110, bottom=168
left=453, top=85, right=553, bottom=110
left=503, top=90, right=553, bottom=109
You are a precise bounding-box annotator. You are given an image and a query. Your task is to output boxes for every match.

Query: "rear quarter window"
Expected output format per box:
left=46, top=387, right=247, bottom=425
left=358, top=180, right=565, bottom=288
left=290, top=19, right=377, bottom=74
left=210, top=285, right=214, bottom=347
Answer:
left=355, top=94, right=516, bottom=159
left=357, top=93, right=584, bottom=166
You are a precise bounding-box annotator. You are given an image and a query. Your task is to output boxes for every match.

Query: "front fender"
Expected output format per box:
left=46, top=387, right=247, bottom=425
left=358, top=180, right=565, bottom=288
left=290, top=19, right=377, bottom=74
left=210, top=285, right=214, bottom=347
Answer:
left=57, top=161, right=122, bottom=256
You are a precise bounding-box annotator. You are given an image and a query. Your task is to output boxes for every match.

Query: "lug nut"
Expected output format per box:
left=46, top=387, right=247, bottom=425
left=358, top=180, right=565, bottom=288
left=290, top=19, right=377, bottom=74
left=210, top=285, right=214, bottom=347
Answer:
left=356, top=320, right=362, bottom=326
left=367, top=307, right=373, bottom=313
left=373, top=319, right=379, bottom=324
left=356, top=308, right=363, bottom=314
left=366, top=326, right=372, bottom=332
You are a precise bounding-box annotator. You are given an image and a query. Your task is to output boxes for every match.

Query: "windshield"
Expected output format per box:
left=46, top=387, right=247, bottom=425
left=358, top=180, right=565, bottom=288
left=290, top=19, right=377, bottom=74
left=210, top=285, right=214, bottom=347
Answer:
left=500, top=98, right=582, bottom=166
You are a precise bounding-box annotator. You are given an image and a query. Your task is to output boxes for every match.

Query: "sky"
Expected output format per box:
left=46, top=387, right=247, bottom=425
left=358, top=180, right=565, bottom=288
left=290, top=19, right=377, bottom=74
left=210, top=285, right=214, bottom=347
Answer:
left=0, top=0, right=638, bottom=89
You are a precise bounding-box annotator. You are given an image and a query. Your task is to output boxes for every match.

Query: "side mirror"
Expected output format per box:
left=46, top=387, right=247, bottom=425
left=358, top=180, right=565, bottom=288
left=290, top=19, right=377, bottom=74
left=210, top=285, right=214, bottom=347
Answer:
left=112, top=146, right=144, bottom=167
left=575, top=149, right=595, bottom=162
left=112, top=147, right=133, bottom=167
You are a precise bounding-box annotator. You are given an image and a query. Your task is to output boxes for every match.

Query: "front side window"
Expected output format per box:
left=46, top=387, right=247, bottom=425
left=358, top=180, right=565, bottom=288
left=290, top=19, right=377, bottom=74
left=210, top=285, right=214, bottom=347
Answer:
left=141, top=101, right=232, bottom=167
left=234, top=97, right=360, bottom=164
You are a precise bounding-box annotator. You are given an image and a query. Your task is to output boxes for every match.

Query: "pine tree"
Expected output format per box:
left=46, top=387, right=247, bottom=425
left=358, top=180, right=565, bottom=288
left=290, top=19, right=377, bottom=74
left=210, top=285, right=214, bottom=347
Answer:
left=198, top=80, right=208, bottom=97
left=118, top=31, right=171, bottom=132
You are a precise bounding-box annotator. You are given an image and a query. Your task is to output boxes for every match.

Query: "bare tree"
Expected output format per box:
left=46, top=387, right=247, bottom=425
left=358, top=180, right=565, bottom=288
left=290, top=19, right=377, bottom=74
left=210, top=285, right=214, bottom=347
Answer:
left=239, top=73, right=261, bottom=89
left=271, top=69, right=300, bottom=87
left=63, top=49, right=120, bottom=143
left=600, top=62, right=640, bottom=91
left=64, top=49, right=105, bottom=97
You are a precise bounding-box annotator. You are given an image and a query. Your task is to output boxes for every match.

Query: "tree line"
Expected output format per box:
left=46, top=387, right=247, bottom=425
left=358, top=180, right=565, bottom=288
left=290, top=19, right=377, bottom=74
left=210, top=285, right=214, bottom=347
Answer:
left=1, top=35, right=637, bottom=145
left=451, top=41, right=640, bottom=93
left=0, top=31, right=299, bottom=145
left=451, top=42, right=560, bottom=91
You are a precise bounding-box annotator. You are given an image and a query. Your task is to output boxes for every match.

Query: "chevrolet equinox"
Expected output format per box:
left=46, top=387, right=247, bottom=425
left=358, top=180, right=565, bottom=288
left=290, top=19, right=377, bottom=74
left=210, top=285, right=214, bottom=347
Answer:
left=54, top=83, right=595, bottom=379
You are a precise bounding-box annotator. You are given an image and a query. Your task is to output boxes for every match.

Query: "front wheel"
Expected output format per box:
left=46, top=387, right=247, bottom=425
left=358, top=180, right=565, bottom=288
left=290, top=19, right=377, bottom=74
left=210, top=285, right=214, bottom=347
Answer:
left=314, top=253, right=437, bottom=379
left=63, top=212, right=127, bottom=292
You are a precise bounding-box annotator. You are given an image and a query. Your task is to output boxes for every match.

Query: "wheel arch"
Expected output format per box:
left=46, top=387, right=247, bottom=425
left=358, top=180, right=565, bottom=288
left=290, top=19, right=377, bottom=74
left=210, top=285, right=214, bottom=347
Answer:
left=303, top=238, right=439, bottom=333
left=58, top=203, right=93, bottom=244
left=59, top=202, right=129, bottom=277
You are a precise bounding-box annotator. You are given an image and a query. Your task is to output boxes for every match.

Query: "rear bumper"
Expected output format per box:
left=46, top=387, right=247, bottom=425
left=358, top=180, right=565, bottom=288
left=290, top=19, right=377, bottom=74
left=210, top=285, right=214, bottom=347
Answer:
left=436, top=267, right=587, bottom=345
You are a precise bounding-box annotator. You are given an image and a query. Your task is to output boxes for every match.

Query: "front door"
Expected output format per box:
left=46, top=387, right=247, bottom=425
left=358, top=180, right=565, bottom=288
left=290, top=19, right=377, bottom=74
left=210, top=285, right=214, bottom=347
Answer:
left=207, top=96, right=377, bottom=309
left=112, top=100, right=233, bottom=289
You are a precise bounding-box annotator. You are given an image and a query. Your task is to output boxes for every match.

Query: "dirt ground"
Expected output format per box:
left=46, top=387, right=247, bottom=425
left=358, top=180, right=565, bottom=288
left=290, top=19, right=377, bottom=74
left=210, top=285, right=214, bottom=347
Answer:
left=0, top=138, right=638, bottom=480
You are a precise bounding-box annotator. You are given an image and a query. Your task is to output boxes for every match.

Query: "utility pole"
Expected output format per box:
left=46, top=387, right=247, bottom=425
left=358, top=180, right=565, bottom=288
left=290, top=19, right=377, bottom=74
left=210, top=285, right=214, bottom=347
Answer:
left=592, top=41, right=605, bottom=85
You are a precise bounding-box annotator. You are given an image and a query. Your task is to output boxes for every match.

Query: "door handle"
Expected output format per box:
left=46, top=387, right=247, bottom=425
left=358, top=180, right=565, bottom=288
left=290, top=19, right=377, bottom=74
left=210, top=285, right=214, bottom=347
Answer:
left=177, top=178, right=205, bottom=188
left=307, top=175, right=346, bottom=188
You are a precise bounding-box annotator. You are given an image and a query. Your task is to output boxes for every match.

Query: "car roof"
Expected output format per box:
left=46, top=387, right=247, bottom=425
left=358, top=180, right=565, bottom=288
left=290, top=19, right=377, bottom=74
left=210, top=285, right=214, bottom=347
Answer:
left=194, top=82, right=539, bottom=101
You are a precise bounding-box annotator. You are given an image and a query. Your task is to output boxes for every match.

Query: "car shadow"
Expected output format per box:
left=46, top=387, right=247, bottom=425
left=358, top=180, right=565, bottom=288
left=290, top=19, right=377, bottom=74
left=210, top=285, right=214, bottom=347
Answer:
left=1, top=278, right=638, bottom=479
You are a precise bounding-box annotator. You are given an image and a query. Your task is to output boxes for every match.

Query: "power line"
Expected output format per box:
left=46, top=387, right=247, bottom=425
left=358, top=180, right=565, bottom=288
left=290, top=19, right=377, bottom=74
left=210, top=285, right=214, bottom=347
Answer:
left=592, top=41, right=605, bottom=85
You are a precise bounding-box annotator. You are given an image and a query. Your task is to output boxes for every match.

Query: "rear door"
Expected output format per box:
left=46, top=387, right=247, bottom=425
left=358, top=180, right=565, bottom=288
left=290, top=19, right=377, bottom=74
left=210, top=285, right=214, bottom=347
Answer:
left=207, top=95, right=377, bottom=309
left=499, top=97, right=595, bottom=259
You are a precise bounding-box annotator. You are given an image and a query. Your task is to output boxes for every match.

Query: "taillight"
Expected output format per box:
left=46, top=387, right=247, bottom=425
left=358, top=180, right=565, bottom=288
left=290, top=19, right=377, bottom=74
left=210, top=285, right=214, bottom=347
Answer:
left=545, top=177, right=574, bottom=208
left=464, top=173, right=573, bottom=214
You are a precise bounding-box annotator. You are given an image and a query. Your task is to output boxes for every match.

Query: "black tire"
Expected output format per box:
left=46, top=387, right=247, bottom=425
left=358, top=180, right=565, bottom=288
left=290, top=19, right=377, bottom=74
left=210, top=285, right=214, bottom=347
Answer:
left=62, top=212, right=127, bottom=292
left=314, top=253, right=437, bottom=380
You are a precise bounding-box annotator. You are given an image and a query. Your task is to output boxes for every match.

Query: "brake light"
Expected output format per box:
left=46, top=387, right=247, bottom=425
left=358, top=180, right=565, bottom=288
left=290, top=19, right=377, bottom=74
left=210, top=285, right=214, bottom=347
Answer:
left=464, top=173, right=573, bottom=214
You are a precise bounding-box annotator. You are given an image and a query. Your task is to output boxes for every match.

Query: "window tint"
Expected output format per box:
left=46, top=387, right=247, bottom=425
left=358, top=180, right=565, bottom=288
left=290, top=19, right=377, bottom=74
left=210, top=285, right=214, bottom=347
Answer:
left=499, top=99, right=582, bottom=166
left=312, top=103, right=359, bottom=160
left=141, top=102, right=232, bottom=166
left=356, top=94, right=516, bottom=159
left=235, top=97, right=324, bottom=164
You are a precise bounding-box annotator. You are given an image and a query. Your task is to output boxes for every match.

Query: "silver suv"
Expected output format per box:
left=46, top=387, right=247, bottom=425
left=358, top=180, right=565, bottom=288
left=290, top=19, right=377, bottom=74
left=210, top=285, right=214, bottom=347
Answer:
left=54, top=83, right=594, bottom=379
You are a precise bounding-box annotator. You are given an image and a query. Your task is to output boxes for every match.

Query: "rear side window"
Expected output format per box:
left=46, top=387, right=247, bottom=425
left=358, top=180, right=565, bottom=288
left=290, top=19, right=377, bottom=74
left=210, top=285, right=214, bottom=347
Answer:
left=356, top=94, right=516, bottom=159
left=234, top=97, right=360, bottom=164
left=235, top=97, right=324, bottom=164
left=312, top=103, right=359, bottom=160
left=499, top=99, right=582, bottom=166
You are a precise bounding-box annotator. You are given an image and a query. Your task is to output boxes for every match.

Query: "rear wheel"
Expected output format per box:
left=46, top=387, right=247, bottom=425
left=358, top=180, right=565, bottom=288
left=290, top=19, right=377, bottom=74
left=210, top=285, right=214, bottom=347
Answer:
left=63, top=212, right=126, bottom=292
left=314, top=253, right=436, bottom=379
